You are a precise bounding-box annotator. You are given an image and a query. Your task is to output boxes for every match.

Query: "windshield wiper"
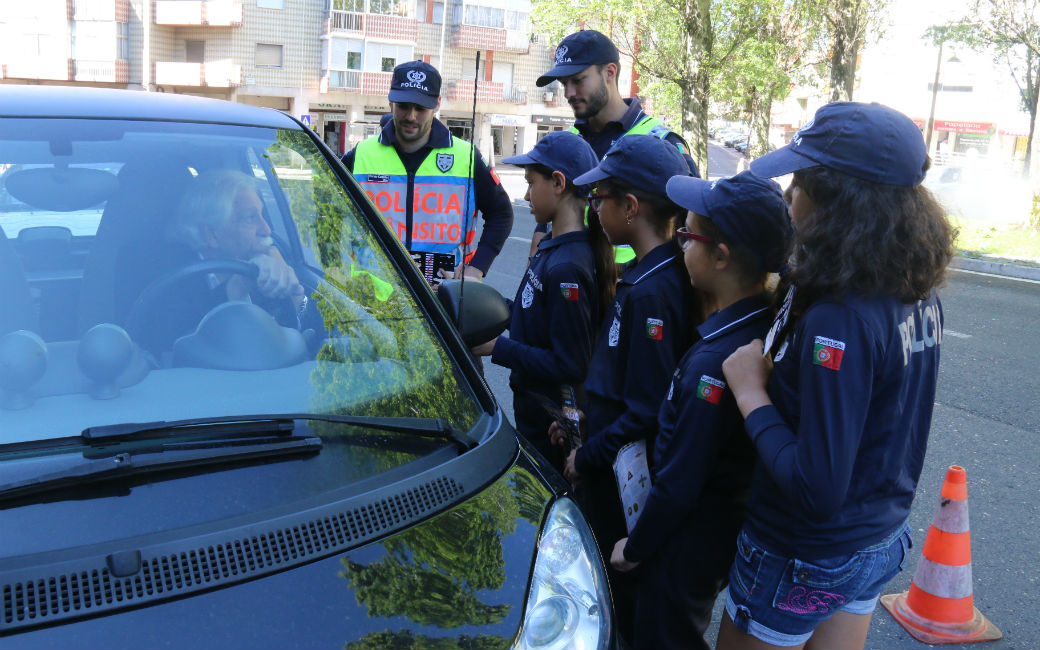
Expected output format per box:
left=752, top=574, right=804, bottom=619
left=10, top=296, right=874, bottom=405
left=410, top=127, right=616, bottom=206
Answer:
left=81, top=413, right=464, bottom=445
left=0, top=433, right=321, bottom=503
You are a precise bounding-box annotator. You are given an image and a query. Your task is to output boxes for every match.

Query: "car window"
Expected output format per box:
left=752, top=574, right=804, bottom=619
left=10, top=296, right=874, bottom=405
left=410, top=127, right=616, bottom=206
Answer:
left=0, top=117, right=482, bottom=447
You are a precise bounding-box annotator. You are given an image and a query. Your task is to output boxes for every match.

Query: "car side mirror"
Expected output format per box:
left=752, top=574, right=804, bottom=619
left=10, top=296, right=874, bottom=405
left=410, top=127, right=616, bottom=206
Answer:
left=436, top=280, right=510, bottom=348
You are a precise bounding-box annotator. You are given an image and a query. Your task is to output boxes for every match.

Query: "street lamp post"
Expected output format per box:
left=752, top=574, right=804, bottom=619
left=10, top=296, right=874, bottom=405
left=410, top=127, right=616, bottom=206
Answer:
left=924, top=40, right=944, bottom=154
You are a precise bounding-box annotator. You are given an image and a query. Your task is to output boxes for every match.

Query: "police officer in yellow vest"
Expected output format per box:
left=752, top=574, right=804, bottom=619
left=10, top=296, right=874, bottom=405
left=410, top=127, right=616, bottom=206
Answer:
left=343, top=61, right=513, bottom=280
left=530, top=30, right=700, bottom=262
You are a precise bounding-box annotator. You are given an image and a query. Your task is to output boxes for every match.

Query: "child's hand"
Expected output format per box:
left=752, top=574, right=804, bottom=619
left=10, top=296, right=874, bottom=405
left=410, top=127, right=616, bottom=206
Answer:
left=722, top=339, right=774, bottom=418
left=564, top=449, right=582, bottom=484
left=610, top=538, right=639, bottom=572
left=470, top=338, right=497, bottom=357
left=548, top=421, right=568, bottom=447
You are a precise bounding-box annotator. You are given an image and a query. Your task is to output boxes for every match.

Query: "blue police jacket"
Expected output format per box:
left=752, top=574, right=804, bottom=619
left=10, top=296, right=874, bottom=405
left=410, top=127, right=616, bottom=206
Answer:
left=576, top=241, right=696, bottom=475
left=491, top=230, right=598, bottom=433
left=744, top=290, right=944, bottom=559
left=623, top=294, right=771, bottom=563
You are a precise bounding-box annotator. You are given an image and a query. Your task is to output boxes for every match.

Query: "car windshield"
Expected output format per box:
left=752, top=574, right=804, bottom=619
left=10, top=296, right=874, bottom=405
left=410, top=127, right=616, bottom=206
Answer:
left=0, top=117, right=483, bottom=447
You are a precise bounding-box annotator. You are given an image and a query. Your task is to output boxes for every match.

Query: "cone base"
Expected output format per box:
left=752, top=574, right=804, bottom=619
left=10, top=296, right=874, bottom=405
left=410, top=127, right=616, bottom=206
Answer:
left=881, top=592, right=1002, bottom=645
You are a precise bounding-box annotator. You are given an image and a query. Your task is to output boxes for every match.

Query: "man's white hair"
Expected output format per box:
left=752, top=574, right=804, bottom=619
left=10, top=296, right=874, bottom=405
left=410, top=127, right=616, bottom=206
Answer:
left=169, top=169, right=259, bottom=250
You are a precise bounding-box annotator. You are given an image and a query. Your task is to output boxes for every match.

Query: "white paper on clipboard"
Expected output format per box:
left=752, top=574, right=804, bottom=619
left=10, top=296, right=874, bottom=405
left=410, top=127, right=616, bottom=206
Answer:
left=613, top=440, right=651, bottom=534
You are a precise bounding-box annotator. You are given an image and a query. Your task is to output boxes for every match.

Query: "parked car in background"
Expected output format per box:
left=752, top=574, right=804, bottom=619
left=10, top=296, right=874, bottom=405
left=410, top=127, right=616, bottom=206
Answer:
left=0, top=86, right=614, bottom=650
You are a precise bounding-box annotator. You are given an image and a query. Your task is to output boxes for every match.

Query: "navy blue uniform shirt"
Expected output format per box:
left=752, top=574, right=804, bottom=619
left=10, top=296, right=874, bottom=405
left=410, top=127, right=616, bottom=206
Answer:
left=577, top=241, right=696, bottom=474
left=492, top=230, right=598, bottom=435
left=342, top=118, right=512, bottom=274
left=624, top=294, right=771, bottom=563
left=572, top=98, right=699, bottom=176
left=744, top=290, right=944, bottom=559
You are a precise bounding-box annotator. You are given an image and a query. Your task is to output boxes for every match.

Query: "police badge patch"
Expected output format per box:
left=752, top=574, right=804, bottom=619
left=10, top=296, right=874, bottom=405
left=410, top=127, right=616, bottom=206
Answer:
left=521, top=282, right=534, bottom=309
left=608, top=317, right=620, bottom=347
left=436, top=153, right=454, bottom=172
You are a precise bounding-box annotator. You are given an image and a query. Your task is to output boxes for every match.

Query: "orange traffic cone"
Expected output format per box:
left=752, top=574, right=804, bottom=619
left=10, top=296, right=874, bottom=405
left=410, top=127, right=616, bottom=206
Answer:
left=881, top=465, right=1001, bottom=644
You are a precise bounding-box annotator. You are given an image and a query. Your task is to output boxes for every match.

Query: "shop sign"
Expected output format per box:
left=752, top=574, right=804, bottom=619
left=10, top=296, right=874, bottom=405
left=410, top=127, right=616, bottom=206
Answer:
left=934, top=120, right=992, bottom=135
left=487, top=113, right=527, bottom=126
left=531, top=115, right=575, bottom=126
left=313, top=103, right=348, bottom=111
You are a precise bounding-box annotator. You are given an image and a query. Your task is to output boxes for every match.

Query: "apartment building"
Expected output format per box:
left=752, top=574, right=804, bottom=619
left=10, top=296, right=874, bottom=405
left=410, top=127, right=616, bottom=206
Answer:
left=0, top=0, right=580, bottom=161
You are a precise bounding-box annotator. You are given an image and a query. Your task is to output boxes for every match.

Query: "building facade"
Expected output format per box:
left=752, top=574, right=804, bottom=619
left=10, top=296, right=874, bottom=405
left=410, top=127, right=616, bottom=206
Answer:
left=0, top=0, right=581, bottom=162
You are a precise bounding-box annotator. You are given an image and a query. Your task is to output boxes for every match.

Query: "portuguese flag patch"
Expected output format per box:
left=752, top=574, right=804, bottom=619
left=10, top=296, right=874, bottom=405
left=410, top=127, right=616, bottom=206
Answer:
left=646, top=318, right=664, bottom=340
left=697, top=375, right=725, bottom=404
left=560, top=283, right=579, bottom=301
left=813, top=336, right=845, bottom=370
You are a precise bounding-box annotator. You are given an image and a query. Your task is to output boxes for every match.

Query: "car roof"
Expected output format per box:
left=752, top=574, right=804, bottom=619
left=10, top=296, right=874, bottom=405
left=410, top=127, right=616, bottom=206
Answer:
left=0, top=85, right=298, bottom=129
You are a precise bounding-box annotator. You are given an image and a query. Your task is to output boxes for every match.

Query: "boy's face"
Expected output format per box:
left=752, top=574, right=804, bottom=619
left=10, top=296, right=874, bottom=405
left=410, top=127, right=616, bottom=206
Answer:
left=524, top=168, right=557, bottom=225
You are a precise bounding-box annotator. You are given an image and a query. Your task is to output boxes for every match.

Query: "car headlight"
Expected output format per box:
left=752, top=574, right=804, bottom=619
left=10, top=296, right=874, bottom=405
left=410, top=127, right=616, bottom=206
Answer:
left=514, top=498, right=612, bottom=650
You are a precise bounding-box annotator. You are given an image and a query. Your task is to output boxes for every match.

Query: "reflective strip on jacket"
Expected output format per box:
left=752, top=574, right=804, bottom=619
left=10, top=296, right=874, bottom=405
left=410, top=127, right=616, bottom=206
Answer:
left=352, top=135, right=477, bottom=263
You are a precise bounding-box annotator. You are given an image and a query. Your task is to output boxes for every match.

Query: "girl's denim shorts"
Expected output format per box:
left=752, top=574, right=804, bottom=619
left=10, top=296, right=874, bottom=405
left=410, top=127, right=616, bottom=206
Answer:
left=724, top=522, right=913, bottom=646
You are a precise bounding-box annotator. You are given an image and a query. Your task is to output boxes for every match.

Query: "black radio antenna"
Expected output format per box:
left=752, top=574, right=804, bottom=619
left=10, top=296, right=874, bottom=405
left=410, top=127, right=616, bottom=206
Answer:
left=458, top=50, right=481, bottom=328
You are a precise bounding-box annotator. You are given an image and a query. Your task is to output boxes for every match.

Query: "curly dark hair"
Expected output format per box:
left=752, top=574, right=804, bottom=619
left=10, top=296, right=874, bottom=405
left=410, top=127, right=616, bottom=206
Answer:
left=776, top=164, right=954, bottom=332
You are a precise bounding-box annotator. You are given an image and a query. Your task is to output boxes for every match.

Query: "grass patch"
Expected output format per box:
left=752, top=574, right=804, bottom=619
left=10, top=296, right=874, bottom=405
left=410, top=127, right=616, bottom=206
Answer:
left=950, top=216, right=1040, bottom=267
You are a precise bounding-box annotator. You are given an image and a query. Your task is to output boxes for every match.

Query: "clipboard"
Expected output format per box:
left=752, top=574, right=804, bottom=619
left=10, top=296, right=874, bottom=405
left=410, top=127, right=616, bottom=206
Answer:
left=613, top=440, right=651, bottom=534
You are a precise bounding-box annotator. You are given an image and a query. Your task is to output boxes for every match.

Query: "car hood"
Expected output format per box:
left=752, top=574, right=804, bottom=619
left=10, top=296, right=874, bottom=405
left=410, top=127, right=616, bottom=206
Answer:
left=1, top=460, right=554, bottom=649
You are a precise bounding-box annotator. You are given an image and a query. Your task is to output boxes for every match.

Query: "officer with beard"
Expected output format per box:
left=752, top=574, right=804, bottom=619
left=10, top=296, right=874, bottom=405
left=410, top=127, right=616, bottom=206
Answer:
left=529, top=30, right=699, bottom=260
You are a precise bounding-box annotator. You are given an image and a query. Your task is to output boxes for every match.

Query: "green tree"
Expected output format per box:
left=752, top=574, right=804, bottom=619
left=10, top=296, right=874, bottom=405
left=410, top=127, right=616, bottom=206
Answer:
left=344, top=629, right=509, bottom=650
left=338, top=469, right=543, bottom=632
left=533, top=0, right=776, bottom=176
left=823, top=0, right=888, bottom=101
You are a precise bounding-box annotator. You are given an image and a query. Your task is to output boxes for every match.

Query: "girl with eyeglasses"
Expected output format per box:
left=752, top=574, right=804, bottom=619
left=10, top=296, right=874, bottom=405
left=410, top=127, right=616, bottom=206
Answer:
left=719, top=103, right=954, bottom=650
left=470, top=131, right=613, bottom=475
left=605, top=171, right=793, bottom=650
left=561, top=134, right=699, bottom=642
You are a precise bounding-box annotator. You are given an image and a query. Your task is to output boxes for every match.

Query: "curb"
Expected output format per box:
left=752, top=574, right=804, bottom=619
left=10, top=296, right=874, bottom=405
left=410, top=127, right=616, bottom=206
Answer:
left=951, top=256, right=1040, bottom=282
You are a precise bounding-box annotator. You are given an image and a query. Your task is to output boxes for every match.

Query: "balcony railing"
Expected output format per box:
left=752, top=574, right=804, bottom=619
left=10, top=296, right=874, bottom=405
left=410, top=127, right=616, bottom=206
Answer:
left=154, top=60, right=241, bottom=87
left=73, top=59, right=129, bottom=83
left=1, top=58, right=69, bottom=81
left=451, top=25, right=529, bottom=53
left=444, top=80, right=504, bottom=103
left=328, top=10, right=363, bottom=31
left=503, top=86, right=526, bottom=104
left=154, top=0, right=242, bottom=26
left=73, top=0, right=130, bottom=21
left=329, top=69, right=361, bottom=90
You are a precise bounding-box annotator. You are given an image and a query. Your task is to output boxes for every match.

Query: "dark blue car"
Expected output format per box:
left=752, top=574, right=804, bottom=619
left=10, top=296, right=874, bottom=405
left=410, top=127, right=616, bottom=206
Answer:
left=0, top=86, right=614, bottom=649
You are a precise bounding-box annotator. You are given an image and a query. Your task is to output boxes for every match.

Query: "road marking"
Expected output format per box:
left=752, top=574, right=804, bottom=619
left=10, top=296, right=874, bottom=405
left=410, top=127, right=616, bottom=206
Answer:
left=951, top=267, right=1040, bottom=285
left=945, top=330, right=971, bottom=339
left=508, top=236, right=530, bottom=243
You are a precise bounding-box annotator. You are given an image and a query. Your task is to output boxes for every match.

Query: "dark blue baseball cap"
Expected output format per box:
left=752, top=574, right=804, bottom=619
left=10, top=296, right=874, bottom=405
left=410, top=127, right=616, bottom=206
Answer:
left=666, top=171, right=793, bottom=272
left=502, top=131, right=599, bottom=191
left=388, top=61, right=441, bottom=109
left=750, top=102, right=927, bottom=186
left=536, top=30, right=620, bottom=87
left=573, top=134, right=690, bottom=197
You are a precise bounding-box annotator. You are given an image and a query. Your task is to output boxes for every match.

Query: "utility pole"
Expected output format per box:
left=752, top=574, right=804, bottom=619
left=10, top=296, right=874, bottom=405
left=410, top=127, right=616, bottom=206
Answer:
left=924, top=40, right=944, bottom=155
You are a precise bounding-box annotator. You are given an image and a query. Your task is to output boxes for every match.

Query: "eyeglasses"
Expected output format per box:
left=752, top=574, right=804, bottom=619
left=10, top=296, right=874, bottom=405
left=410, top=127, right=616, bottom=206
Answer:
left=675, top=227, right=714, bottom=250
left=586, top=190, right=616, bottom=213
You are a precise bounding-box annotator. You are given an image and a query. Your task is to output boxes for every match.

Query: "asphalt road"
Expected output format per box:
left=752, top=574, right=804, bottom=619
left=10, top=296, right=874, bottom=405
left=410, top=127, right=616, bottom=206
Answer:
left=479, top=142, right=1040, bottom=649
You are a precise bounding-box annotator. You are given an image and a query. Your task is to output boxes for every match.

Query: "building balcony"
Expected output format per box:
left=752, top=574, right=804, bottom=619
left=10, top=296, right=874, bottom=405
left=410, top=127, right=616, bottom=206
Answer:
left=324, top=70, right=391, bottom=96
left=322, top=11, right=417, bottom=42
left=502, top=86, right=527, bottom=104
left=154, top=0, right=242, bottom=26
left=73, top=59, right=129, bottom=83
left=154, top=60, right=241, bottom=87
left=450, top=25, right=529, bottom=54
left=2, top=58, right=70, bottom=82
left=444, top=79, right=505, bottom=103
left=73, top=0, right=130, bottom=22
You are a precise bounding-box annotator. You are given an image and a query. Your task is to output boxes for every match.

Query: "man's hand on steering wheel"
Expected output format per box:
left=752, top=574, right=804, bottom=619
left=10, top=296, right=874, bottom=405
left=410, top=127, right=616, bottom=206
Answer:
left=225, top=249, right=303, bottom=305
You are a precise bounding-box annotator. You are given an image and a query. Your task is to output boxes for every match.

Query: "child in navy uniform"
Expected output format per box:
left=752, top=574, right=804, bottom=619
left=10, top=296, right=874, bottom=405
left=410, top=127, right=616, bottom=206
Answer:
left=608, top=172, right=794, bottom=650
left=720, top=103, right=954, bottom=649
left=562, top=135, right=697, bottom=642
left=471, top=132, right=613, bottom=474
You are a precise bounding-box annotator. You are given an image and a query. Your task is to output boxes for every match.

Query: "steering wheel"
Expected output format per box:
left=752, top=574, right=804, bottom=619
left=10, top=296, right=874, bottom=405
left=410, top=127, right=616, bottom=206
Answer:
left=123, top=259, right=259, bottom=339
